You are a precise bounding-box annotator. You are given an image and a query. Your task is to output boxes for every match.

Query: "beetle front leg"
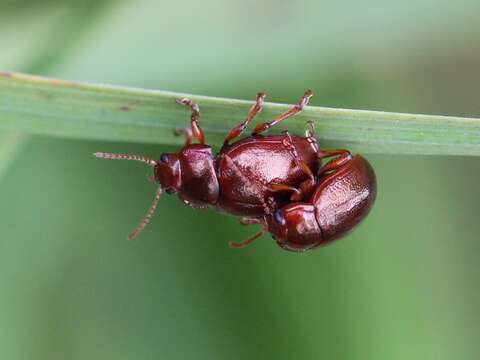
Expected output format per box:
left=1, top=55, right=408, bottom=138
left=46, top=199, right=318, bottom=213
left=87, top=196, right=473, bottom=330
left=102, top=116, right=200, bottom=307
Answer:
left=175, top=98, right=205, bottom=145
left=224, top=92, right=266, bottom=146
left=252, top=90, right=313, bottom=135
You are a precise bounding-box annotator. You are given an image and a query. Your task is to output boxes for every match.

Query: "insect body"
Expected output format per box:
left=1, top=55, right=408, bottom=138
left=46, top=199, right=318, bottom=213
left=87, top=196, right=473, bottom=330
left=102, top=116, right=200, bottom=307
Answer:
left=95, top=91, right=377, bottom=251
left=265, top=154, right=377, bottom=252
left=95, top=91, right=318, bottom=240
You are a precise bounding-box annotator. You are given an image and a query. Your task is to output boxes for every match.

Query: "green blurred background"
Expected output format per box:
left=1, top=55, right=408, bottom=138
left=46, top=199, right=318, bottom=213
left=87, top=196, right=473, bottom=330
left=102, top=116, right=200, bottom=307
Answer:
left=1, top=1, right=480, bottom=359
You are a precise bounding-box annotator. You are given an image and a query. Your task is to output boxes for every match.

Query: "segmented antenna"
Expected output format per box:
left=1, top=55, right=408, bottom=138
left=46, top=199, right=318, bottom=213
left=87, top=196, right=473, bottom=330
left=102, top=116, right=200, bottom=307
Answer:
left=128, top=186, right=163, bottom=240
left=93, top=152, right=157, bottom=167
left=94, top=151, right=161, bottom=240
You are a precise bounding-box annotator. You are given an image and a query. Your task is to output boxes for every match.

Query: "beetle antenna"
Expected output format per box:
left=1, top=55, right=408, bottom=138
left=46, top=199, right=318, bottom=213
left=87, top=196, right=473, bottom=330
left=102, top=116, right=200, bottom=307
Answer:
left=94, top=152, right=157, bottom=167
left=229, top=231, right=264, bottom=249
left=128, top=185, right=163, bottom=240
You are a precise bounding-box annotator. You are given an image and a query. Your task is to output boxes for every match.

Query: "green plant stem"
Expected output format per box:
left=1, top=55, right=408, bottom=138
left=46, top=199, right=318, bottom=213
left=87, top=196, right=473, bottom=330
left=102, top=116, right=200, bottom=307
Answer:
left=0, top=72, right=479, bottom=155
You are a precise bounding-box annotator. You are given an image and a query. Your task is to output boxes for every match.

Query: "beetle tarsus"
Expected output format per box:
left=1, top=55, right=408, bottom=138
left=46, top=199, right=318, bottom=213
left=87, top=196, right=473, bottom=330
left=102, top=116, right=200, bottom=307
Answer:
left=252, top=90, right=313, bottom=135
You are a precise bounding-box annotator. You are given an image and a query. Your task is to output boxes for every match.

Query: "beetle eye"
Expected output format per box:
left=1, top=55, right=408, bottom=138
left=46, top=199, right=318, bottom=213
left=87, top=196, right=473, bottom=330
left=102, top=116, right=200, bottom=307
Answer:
left=271, top=234, right=277, bottom=241
left=165, top=187, right=176, bottom=195
left=160, top=153, right=169, bottom=163
left=274, top=210, right=286, bottom=225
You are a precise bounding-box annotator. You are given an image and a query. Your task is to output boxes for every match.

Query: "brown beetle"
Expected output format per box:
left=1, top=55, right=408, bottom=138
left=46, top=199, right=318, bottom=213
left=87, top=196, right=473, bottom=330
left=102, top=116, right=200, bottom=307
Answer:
left=95, top=91, right=320, bottom=240
left=264, top=153, right=377, bottom=252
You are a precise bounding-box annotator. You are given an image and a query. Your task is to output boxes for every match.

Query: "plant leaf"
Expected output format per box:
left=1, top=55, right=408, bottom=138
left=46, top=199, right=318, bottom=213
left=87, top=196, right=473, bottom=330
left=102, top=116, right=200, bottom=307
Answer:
left=1, top=72, right=479, bottom=156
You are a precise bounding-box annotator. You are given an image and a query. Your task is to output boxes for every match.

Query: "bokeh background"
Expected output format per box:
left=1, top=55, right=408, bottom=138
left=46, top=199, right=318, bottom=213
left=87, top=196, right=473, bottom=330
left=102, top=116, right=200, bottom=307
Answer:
left=1, top=1, right=480, bottom=359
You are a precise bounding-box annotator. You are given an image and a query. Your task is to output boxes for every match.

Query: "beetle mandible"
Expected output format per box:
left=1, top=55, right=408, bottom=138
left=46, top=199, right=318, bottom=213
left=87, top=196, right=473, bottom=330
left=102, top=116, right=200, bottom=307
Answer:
left=95, top=91, right=323, bottom=240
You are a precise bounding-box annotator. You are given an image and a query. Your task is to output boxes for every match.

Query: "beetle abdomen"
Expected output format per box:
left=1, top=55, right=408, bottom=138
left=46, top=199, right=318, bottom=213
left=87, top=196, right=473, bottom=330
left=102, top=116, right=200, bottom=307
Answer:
left=314, top=155, right=377, bottom=242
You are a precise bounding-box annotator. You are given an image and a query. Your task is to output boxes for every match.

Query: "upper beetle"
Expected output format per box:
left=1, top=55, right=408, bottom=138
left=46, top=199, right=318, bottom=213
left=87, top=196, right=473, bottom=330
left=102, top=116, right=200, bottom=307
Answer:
left=95, top=91, right=321, bottom=240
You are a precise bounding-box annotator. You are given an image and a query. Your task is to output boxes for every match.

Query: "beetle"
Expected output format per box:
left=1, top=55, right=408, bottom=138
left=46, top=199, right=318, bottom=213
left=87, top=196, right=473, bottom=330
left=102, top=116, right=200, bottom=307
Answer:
left=266, top=152, right=376, bottom=251
left=95, top=91, right=322, bottom=240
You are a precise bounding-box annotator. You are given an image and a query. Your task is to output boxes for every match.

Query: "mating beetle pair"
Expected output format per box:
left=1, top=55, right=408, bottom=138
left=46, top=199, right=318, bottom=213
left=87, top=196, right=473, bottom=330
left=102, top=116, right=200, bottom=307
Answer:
left=95, top=91, right=376, bottom=252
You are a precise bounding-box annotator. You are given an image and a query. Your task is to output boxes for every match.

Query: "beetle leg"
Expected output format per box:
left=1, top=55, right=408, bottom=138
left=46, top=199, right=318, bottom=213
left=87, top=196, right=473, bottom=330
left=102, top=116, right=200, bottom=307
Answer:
left=240, top=217, right=262, bottom=225
left=175, top=98, right=205, bottom=145
left=223, top=92, right=266, bottom=146
left=229, top=231, right=264, bottom=249
left=317, top=149, right=351, bottom=159
left=282, top=130, right=316, bottom=183
left=174, top=127, right=193, bottom=146
left=317, top=149, right=352, bottom=176
left=252, top=90, right=313, bottom=135
left=306, top=120, right=316, bottom=136
left=268, top=181, right=315, bottom=202
left=268, top=183, right=303, bottom=202
left=305, top=120, right=319, bottom=153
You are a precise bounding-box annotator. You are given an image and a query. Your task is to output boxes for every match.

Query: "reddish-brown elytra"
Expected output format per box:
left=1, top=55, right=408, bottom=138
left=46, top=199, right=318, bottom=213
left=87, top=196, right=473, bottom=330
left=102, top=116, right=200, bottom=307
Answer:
left=95, top=91, right=319, bottom=241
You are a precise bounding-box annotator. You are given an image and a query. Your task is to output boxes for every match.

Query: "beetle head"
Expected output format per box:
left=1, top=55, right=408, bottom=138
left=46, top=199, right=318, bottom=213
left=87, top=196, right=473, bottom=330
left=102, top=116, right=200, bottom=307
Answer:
left=154, top=153, right=182, bottom=194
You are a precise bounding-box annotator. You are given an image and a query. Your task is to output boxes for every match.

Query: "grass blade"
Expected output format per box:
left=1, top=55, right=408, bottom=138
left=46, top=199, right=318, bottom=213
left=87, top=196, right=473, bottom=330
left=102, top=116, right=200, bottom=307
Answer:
left=1, top=72, right=479, bottom=155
